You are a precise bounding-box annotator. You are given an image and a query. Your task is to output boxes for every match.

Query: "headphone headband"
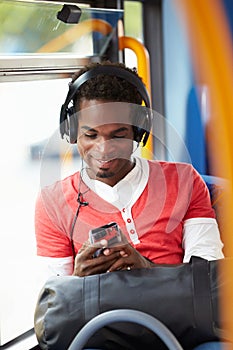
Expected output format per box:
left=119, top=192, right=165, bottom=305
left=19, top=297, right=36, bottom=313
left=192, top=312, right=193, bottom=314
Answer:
left=64, top=65, right=151, bottom=109
left=60, top=65, right=152, bottom=145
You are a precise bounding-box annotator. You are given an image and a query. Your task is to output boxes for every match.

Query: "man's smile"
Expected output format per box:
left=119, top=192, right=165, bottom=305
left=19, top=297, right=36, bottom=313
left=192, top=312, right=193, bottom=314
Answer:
left=95, top=158, right=116, bottom=169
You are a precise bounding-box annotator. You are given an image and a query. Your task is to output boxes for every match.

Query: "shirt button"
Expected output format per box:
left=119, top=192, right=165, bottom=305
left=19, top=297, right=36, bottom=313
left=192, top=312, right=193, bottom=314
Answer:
left=130, top=229, right=135, bottom=234
left=127, top=218, right=131, bottom=223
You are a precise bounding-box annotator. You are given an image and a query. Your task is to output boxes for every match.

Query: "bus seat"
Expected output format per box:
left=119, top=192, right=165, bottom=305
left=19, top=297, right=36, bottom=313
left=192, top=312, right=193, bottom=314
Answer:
left=201, top=174, right=226, bottom=214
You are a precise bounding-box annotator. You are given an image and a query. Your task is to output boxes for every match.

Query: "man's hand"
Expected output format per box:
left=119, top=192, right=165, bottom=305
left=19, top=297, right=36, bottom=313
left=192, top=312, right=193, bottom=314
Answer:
left=73, top=235, right=154, bottom=276
left=73, top=239, right=124, bottom=276
left=102, top=241, right=155, bottom=272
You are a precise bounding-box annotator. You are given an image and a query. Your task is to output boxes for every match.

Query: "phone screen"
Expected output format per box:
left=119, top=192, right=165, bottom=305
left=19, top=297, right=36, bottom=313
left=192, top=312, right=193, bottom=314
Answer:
left=89, top=222, right=122, bottom=257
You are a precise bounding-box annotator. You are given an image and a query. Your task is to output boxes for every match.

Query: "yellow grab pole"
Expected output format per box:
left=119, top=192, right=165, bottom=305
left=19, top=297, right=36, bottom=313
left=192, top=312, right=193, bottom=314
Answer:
left=119, top=36, right=153, bottom=159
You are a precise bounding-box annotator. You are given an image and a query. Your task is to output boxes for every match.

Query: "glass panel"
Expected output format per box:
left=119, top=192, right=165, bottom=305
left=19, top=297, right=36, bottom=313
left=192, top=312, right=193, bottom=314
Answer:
left=0, top=0, right=123, bottom=56
left=0, top=77, right=80, bottom=345
left=123, top=1, right=143, bottom=67
left=124, top=1, right=143, bottom=41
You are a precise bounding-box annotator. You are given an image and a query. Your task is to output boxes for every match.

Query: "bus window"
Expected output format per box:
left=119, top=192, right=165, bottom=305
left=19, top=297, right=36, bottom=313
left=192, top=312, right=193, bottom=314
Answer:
left=0, top=0, right=123, bottom=56
left=0, top=1, right=123, bottom=346
left=124, top=1, right=143, bottom=67
left=0, top=77, right=79, bottom=345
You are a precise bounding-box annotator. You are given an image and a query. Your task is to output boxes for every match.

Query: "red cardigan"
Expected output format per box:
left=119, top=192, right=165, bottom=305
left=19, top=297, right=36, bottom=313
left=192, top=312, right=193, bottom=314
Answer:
left=35, top=160, right=215, bottom=264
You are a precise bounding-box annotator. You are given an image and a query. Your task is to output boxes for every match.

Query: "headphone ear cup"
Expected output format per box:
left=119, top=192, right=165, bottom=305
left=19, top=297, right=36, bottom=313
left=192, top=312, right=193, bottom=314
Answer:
left=132, top=107, right=152, bottom=146
left=67, top=107, right=78, bottom=144
left=133, top=126, right=145, bottom=143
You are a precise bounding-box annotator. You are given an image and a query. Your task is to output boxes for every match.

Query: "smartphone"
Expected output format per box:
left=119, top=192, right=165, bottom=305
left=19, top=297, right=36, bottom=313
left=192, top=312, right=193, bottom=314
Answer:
left=89, top=222, right=122, bottom=257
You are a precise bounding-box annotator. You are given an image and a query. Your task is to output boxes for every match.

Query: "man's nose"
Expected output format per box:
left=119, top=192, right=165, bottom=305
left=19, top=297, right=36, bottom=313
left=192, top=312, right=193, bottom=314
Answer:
left=96, top=137, right=115, bottom=153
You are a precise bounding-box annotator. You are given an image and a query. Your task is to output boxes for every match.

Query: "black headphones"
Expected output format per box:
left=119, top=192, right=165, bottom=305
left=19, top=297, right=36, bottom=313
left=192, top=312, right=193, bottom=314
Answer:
left=60, top=65, right=152, bottom=146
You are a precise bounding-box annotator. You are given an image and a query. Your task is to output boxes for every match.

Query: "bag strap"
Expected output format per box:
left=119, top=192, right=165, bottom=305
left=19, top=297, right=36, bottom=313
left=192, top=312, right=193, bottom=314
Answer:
left=84, top=274, right=100, bottom=321
left=192, top=256, right=214, bottom=335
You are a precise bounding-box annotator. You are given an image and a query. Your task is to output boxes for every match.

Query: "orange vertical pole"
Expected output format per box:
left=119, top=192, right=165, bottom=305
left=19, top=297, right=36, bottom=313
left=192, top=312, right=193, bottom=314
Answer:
left=176, top=0, right=233, bottom=345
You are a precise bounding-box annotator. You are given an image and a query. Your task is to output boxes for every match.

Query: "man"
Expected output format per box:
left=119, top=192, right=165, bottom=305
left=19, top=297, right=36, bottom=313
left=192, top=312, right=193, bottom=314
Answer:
left=35, top=61, right=224, bottom=278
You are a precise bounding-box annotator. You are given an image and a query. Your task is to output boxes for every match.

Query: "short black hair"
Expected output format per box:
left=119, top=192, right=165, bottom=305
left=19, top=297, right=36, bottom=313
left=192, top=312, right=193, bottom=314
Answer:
left=71, top=61, right=143, bottom=111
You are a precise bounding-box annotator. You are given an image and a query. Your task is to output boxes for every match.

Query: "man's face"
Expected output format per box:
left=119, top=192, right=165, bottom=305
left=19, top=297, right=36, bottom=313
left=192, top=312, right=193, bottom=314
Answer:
left=77, top=99, right=135, bottom=186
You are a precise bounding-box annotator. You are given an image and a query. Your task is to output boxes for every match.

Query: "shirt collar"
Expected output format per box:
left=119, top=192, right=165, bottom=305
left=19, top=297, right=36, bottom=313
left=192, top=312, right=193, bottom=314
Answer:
left=81, top=156, right=149, bottom=210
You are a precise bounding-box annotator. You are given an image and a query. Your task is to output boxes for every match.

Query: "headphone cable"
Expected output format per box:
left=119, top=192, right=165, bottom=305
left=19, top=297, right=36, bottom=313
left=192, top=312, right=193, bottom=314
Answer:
left=69, top=163, right=89, bottom=258
left=69, top=203, right=81, bottom=259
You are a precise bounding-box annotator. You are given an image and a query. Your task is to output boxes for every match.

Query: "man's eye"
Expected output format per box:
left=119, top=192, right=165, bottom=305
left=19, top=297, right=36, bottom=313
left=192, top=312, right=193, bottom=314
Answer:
left=85, top=134, right=97, bottom=139
left=114, top=134, right=126, bottom=139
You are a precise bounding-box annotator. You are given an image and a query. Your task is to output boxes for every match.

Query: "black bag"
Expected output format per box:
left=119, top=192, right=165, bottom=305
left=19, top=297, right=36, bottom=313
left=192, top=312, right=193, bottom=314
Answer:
left=34, top=257, right=233, bottom=350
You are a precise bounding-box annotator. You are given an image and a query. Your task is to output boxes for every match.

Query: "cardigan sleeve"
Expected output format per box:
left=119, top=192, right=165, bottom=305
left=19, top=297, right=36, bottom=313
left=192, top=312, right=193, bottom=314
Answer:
left=35, top=189, right=74, bottom=258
